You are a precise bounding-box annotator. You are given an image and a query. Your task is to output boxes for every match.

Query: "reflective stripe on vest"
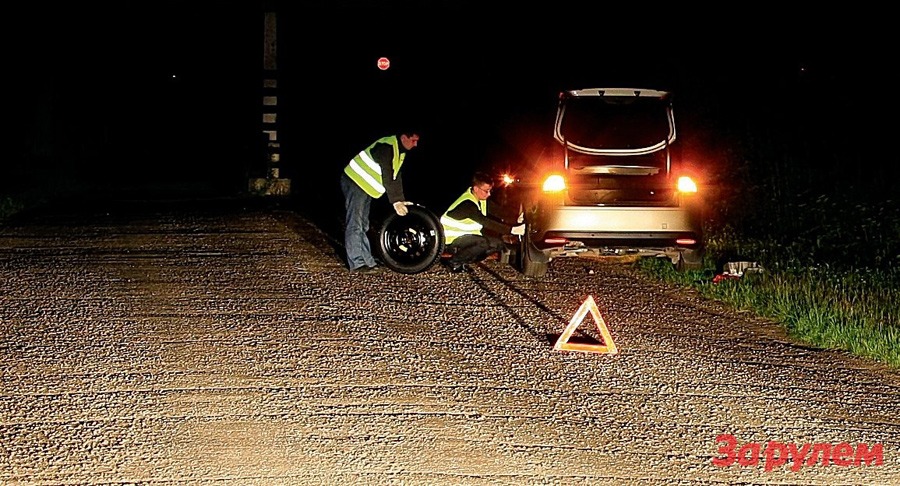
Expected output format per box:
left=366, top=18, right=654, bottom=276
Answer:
left=343, top=136, right=405, bottom=199
left=441, top=189, right=486, bottom=244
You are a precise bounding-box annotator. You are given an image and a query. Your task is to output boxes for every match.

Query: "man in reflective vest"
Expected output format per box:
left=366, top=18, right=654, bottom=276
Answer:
left=341, top=131, right=420, bottom=273
left=440, top=171, right=525, bottom=273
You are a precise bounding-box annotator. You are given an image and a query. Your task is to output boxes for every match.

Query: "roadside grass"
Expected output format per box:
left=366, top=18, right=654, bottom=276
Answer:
left=1, top=163, right=80, bottom=222
left=1, top=192, right=56, bottom=223
left=636, top=195, right=900, bottom=368
left=0, top=195, right=26, bottom=221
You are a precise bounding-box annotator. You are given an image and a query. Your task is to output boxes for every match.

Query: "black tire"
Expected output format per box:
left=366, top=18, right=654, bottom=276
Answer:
left=374, top=204, right=445, bottom=274
left=518, top=224, right=549, bottom=278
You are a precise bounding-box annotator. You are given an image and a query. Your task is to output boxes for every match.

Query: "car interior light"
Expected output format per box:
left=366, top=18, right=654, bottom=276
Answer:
left=676, top=238, right=697, bottom=245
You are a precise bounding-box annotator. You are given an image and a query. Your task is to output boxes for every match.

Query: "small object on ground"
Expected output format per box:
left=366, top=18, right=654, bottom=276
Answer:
left=713, top=261, right=763, bottom=284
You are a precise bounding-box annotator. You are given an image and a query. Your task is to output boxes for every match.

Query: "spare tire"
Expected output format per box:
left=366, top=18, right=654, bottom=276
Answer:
left=373, top=204, right=445, bottom=274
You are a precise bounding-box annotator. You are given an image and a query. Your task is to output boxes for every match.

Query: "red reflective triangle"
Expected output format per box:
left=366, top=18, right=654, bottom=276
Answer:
left=554, top=295, right=618, bottom=354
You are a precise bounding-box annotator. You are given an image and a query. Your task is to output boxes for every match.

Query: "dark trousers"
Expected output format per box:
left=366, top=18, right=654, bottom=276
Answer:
left=446, top=234, right=505, bottom=266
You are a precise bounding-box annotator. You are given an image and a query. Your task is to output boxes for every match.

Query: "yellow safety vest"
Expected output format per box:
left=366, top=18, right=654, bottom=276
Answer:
left=441, top=189, right=487, bottom=244
left=343, top=136, right=406, bottom=199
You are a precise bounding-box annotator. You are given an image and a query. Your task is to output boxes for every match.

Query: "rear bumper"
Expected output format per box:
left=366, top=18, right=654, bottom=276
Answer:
left=529, top=205, right=703, bottom=260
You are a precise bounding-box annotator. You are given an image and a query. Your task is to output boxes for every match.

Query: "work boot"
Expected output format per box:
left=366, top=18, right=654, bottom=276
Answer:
left=350, top=265, right=383, bottom=274
left=442, top=260, right=467, bottom=273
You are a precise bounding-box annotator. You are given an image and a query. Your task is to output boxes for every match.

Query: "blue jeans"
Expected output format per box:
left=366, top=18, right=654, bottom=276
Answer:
left=341, top=173, right=377, bottom=270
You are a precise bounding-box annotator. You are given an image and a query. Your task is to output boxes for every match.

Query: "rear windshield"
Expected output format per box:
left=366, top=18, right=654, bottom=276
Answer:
left=559, top=96, right=671, bottom=149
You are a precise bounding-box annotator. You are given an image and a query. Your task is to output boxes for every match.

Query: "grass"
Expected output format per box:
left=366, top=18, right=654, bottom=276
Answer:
left=0, top=195, right=27, bottom=221
left=636, top=196, right=900, bottom=369
left=633, top=91, right=900, bottom=369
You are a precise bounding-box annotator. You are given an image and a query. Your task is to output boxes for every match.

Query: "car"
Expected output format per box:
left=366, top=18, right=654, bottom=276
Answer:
left=510, top=87, right=706, bottom=278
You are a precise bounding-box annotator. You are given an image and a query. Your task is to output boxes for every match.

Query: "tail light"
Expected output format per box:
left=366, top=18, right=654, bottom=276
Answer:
left=542, top=174, right=566, bottom=193
left=676, top=176, right=698, bottom=194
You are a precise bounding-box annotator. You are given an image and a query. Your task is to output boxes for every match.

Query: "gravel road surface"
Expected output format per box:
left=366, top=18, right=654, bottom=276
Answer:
left=2, top=198, right=899, bottom=485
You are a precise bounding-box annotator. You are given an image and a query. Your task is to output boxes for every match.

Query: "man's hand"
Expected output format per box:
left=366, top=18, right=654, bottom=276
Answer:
left=393, top=201, right=412, bottom=216
left=510, top=223, right=525, bottom=236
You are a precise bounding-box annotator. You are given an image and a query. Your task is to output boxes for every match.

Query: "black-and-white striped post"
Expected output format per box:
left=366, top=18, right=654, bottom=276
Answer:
left=250, top=10, right=290, bottom=196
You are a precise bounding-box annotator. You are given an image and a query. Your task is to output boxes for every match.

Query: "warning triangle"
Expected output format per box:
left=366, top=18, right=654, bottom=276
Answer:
left=554, top=295, right=618, bottom=354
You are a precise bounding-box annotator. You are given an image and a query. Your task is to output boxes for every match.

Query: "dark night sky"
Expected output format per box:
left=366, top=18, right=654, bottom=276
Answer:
left=6, top=2, right=898, bottom=209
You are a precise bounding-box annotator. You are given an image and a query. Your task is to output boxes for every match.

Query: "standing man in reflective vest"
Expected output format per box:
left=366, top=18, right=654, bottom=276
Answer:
left=341, top=131, right=420, bottom=273
left=440, top=171, right=525, bottom=273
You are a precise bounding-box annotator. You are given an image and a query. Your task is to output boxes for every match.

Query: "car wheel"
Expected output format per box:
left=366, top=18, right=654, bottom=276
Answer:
left=519, top=224, right=549, bottom=278
left=374, top=204, right=445, bottom=274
